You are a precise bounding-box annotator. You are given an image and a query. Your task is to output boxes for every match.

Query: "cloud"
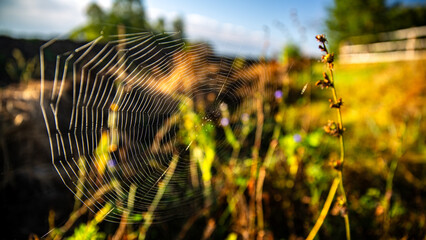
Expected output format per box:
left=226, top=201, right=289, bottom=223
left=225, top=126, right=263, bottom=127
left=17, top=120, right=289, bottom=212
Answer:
left=186, top=13, right=264, bottom=44
left=146, top=7, right=179, bottom=22
left=183, top=13, right=282, bottom=56
left=0, top=0, right=112, bottom=36
left=0, top=0, right=278, bottom=56
left=146, top=8, right=270, bottom=56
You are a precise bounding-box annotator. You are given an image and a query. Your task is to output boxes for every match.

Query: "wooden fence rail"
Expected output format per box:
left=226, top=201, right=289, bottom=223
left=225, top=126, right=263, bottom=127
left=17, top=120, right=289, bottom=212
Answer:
left=339, top=26, right=426, bottom=64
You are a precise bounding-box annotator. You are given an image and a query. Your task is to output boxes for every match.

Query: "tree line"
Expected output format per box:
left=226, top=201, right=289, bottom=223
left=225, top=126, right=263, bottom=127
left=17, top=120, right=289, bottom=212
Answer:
left=70, top=0, right=185, bottom=41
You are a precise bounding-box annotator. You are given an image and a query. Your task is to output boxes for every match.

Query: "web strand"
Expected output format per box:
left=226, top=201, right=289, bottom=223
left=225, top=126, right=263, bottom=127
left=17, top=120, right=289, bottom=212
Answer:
left=40, top=31, right=266, bottom=223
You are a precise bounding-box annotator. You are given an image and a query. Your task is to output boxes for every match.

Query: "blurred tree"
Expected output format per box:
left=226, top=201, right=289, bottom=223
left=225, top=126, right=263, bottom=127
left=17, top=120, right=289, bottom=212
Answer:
left=387, top=3, right=426, bottom=30
left=155, top=18, right=166, bottom=33
left=70, top=0, right=150, bottom=41
left=326, top=0, right=426, bottom=45
left=326, top=0, right=388, bottom=43
left=87, top=3, right=105, bottom=24
left=279, top=43, right=301, bottom=65
left=173, top=17, right=185, bottom=39
left=109, top=0, right=149, bottom=30
left=70, top=3, right=107, bottom=40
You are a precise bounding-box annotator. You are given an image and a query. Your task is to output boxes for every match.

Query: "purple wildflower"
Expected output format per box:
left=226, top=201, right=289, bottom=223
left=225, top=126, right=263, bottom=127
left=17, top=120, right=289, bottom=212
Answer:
left=107, top=159, right=117, bottom=168
left=241, top=113, right=250, bottom=123
left=221, top=117, right=229, bottom=127
left=293, top=134, right=302, bottom=143
left=275, top=90, right=283, bottom=99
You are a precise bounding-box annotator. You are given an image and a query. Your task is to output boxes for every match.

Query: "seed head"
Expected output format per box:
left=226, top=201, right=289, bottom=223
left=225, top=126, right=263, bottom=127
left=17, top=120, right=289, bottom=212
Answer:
left=322, top=53, right=334, bottom=64
left=315, top=73, right=333, bottom=89
left=324, top=120, right=344, bottom=137
left=329, top=98, right=343, bottom=109
left=333, top=159, right=342, bottom=170
left=315, top=34, right=327, bottom=43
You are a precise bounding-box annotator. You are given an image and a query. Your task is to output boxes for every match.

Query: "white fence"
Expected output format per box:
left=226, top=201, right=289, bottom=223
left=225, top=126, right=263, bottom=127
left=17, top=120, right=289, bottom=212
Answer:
left=339, top=26, right=426, bottom=64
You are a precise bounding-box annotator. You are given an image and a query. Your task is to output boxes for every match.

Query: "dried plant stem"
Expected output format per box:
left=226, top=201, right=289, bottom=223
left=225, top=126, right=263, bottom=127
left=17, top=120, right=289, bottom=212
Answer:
left=112, top=184, right=137, bottom=240
left=176, top=207, right=209, bottom=240
left=307, top=35, right=350, bottom=240
left=139, top=154, right=179, bottom=240
left=308, top=74, right=351, bottom=240
left=249, top=94, right=263, bottom=238
left=330, top=69, right=351, bottom=240
left=53, top=183, right=113, bottom=239
left=339, top=172, right=351, bottom=240
left=202, top=218, right=216, bottom=240
left=383, top=158, right=397, bottom=239
left=256, top=166, right=266, bottom=233
left=255, top=119, right=281, bottom=238
left=306, top=178, right=340, bottom=240
left=249, top=69, right=266, bottom=238
left=383, top=122, right=405, bottom=239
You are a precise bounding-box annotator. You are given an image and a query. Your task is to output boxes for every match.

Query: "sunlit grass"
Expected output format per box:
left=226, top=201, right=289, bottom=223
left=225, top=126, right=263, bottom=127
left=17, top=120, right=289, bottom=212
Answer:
left=38, top=56, right=425, bottom=240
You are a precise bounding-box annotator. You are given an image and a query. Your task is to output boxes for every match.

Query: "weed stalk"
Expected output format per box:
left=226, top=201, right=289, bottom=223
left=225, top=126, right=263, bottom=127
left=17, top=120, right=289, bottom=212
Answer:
left=139, top=154, right=179, bottom=239
left=306, top=34, right=350, bottom=240
left=383, top=122, right=406, bottom=239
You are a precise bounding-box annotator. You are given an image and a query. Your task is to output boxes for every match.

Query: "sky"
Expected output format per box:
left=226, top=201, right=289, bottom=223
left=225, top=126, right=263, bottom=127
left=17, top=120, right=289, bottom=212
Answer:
left=0, top=0, right=424, bottom=57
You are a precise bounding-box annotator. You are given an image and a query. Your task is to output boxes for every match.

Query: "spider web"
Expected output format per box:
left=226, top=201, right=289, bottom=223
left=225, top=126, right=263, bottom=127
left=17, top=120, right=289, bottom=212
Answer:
left=40, top=31, right=268, bottom=223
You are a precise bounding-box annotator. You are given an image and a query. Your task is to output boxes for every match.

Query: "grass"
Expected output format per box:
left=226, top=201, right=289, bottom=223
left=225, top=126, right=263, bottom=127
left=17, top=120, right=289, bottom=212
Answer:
left=36, top=38, right=426, bottom=239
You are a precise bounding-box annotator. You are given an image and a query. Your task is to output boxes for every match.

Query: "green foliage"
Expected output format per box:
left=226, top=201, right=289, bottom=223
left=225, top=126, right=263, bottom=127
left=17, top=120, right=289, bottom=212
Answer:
left=70, top=0, right=175, bottom=41
left=280, top=43, right=302, bottom=65
left=327, top=0, right=387, bottom=41
left=42, top=58, right=426, bottom=240
left=6, top=48, right=38, bottom=83
left=179, top=98, right=216, bottom=191
left=173, top=17, right=185, bottom=39
left=387, top=3, right=426, bottom=31
left=68, top=223, right=105, bottom=240
left=359, top=188, right=381, bottom=211
left=326, top=0, right=426, bottom=44
left=155, top=17, right=166, bottom=33
left=39, top=31, right=426, bottom=238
